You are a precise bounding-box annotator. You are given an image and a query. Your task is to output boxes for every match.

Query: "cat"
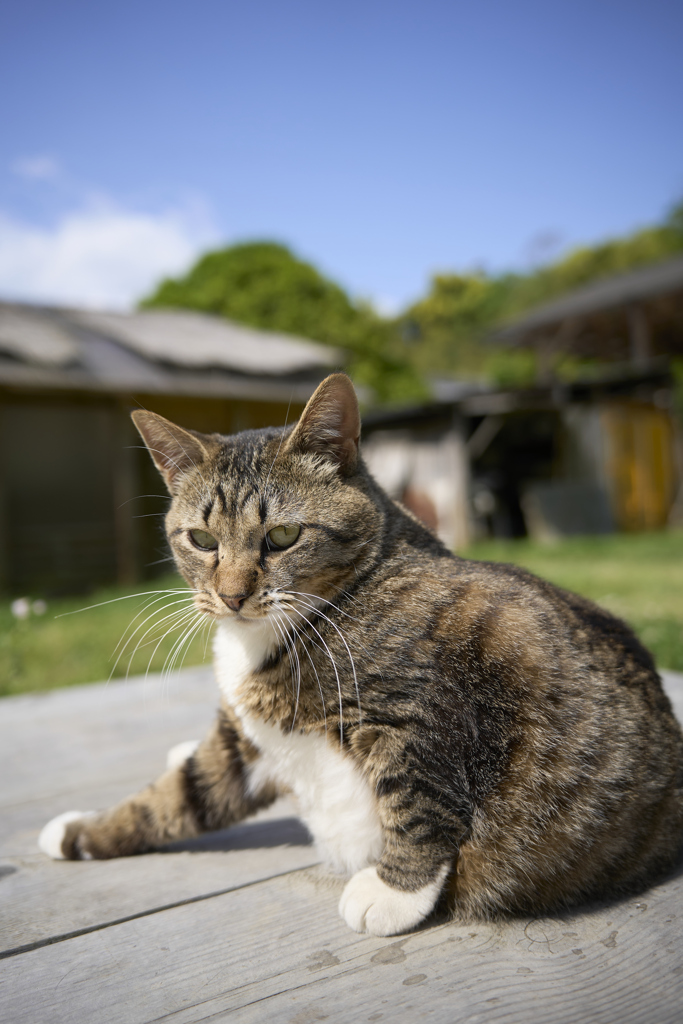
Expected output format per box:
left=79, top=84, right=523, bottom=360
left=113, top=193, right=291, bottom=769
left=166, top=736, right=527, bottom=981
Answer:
left=39, top=373, right=683, bottom=936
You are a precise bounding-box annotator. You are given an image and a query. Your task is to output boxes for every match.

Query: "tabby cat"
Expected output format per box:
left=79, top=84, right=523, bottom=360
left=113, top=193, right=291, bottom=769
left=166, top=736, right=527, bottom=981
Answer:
left=39, top=373, right=683, bottom=936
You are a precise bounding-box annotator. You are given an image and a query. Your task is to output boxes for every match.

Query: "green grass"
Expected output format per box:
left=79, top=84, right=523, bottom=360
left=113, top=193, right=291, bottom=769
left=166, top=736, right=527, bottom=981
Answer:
left=462, top=531, right=683, bottom=672
left=0, top=574, right=211, bottom=698
left=2, top=531, right=682, bottom=697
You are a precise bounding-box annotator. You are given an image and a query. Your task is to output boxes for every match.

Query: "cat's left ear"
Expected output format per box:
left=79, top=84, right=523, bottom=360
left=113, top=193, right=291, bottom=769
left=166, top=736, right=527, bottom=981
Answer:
left=131, top=410, right=211, bottom=494
left=286, top=373, right=360, bottom=475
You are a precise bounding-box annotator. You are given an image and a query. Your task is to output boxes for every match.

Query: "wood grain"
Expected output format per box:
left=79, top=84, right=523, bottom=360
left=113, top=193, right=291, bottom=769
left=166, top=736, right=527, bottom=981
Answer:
left=2, top=864, right=682, bottom=1024
left=2, top=668, right=682, bottom=1023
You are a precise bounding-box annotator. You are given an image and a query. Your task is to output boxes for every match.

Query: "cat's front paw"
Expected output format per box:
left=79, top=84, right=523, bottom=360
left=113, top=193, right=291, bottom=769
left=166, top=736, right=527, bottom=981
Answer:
left=339, top=864, right=448, bottom=936
left=166, top=739, right=200, bottom=771
left=38, top=811, right=95, bottom=860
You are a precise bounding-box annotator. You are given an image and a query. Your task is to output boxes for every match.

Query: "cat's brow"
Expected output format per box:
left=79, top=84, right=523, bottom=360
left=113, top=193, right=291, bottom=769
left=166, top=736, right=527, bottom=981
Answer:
left=215, top=482, right=228, bottom=513
left=301, top=522, right=355, bottom=544
left=238, top=485, right=258, bottom=511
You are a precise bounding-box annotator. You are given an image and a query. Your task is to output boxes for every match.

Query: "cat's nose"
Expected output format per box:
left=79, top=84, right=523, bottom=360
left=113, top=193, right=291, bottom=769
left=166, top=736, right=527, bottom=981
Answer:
left=219, top=592, right=250, bottom=612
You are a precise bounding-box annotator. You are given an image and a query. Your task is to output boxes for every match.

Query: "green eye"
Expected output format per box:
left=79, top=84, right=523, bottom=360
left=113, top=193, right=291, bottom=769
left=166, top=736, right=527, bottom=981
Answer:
left=189, top=529, right=219, bottom=550
left=267, top=524, right=301, bottom=549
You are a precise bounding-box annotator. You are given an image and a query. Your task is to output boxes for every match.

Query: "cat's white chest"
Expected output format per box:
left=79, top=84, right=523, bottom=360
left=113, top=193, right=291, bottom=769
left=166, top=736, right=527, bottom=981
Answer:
left=213, top=619, right=383, bottom=874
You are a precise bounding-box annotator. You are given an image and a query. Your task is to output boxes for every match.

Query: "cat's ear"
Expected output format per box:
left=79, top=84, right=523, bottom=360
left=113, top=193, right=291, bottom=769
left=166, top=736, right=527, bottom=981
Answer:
left=131, top=410, right=210, bottom=493
left=286, top=373, right=360, bottom=475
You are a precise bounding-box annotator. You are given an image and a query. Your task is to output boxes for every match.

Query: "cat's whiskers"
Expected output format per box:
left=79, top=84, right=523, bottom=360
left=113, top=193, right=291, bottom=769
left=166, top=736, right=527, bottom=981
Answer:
left=285, top=589, right=361, bottom=623
left=282, top=593, right=362, bottom=726
left=142, top=608, right=203, bottom=692
left=270, top=611, right=302, bottom=728
left=111, top=592, right=198, bottom=662
left=290, top=588, right=385, bottom=684
left=275, top=604, right=328, bottom=734
left=161, top=609, right=208, bottom=685
left=200, top=615, right=214, bottom=659
left=108, top=595, right=199, bottom=680
left=268, top=611, right=294, bottom=692
left=276, top=598, right=346, bottom=744
left=127, top=605, right=202, bottom=682
left=325, top=580, right=363, bottom=608
left=55, top=588, right=196, bottom=619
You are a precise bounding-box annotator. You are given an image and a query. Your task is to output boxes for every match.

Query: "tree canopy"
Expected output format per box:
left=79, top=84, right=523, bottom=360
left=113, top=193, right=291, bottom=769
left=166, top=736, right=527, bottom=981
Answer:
left=141, top=242, right=425, bottom=405
left=141, top=202, right=683, bottom=402
left=399, top=199, right=683, bottom=386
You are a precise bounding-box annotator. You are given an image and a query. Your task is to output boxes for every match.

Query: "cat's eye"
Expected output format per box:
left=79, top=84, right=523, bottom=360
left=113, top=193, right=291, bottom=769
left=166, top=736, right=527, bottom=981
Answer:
left=189, top=529, right=219, bottom=550
left=266, top=524, right=301, bottom=550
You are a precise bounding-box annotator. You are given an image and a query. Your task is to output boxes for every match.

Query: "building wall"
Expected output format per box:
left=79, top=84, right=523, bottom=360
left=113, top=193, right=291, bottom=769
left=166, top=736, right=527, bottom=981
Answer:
left=601, top=401, right=677, bottom=531
left=0, top=395, right=121, bottom=593
left=362, top=426, right=471, bottom=551
left=0, top=389, right=304, bottom=595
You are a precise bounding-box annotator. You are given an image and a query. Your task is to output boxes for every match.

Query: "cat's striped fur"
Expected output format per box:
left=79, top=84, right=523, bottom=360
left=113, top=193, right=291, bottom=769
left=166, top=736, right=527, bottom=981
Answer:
left=40, top=374, right=683, bottom=935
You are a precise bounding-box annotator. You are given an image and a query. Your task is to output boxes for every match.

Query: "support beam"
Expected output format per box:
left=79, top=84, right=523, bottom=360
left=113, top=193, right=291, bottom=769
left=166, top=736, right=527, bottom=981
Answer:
left=628, top=303, right=651, bottom=367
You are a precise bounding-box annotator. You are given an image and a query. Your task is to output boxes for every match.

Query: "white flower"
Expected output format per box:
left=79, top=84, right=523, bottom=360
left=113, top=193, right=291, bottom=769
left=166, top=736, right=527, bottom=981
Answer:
left=10, top=598, right=31, bottom=620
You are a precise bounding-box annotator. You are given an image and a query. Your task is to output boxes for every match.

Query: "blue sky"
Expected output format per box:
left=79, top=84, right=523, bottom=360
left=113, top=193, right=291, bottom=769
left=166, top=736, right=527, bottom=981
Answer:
left=1, top=0, right=681, bottom=311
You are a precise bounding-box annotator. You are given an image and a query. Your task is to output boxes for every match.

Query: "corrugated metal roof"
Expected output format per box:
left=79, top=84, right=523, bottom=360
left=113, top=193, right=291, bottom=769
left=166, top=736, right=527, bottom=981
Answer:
left=0, top=301, right=341, bottom=400
left=0, top=306, right=80, bottom=366
left=494, top=254, right=683, bottom=343
left=72, top=308, right=338, bottom=374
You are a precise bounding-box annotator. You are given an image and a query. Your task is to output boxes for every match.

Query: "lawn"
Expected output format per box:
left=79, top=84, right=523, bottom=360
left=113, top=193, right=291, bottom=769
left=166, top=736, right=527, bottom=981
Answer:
left=1, top=530, right=682, bottom=697
left=0, top=575, right=212, bottom=698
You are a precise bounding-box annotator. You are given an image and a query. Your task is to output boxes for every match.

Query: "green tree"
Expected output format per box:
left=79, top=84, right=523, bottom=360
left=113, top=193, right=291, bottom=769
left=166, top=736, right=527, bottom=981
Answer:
left=400, top=198, right=683, bottom=386
left=141, top=242, right=425, bottom=406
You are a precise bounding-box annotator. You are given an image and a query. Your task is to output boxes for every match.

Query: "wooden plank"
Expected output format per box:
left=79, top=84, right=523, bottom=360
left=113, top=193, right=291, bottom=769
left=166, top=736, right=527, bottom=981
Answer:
left=2, top=668, right=682, bottom=1022
left=0, top=808, right=316, bottom=953
left=0, top=665, right=218, bottom=856
left=0, top=666, right=317, bottom=950
left=2, top=863, right=682, bottom=1024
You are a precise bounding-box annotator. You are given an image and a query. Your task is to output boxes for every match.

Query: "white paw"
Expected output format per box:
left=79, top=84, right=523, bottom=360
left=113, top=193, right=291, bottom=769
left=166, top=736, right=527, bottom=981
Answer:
left=38, top=811, right=95, bottom=860
left=166, top=739, right=200, bottom=771
left=339, top=864, right=449, bottom=936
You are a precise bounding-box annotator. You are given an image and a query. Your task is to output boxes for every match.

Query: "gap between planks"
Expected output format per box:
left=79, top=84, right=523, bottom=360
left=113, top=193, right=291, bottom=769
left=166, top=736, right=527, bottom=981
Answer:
left=0, top=864, right=315, bottom=962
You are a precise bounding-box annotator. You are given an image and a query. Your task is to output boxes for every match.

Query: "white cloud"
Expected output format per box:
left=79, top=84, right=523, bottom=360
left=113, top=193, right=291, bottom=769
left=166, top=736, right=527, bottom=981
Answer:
left=11, top=155, right=61, bottom=180
left=0, top=199, right=219, bottom=309
left=370, top=294, right=401, bottom=317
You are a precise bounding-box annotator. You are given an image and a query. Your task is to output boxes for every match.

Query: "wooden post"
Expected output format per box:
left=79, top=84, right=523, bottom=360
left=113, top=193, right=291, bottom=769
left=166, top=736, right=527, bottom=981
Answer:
left=536, top=318, right=579, bottom=384
left=628, top=304, right=650, bottom=367
left=536, top=335, right=555, bottom=383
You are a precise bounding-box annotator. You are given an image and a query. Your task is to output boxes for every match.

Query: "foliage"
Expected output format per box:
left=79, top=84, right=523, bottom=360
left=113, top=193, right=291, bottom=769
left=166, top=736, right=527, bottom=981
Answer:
left=399, top=198, right=683, bottom=386
left=141, top=201, right=683, bottom=399
left=141, top=242, right=426, bottom=406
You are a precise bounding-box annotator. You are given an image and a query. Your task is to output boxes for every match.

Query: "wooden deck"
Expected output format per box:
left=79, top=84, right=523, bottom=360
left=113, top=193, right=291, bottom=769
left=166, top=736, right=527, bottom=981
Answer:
left=2, top=666, right=683, bottom=1023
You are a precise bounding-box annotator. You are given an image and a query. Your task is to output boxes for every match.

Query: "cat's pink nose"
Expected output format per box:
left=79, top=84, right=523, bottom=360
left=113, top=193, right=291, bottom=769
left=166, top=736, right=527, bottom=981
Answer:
left=219, top=592, right=250, bottom=612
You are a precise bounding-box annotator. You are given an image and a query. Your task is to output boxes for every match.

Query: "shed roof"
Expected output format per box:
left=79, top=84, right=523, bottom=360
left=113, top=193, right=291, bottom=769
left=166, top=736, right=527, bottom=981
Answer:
left=494, top=254, right=683, bottom=349
left=0, top=302, right=340, bottom=401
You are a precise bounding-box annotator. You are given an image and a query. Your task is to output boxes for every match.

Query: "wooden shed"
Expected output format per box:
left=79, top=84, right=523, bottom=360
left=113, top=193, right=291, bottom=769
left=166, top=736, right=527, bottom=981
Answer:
left=494, top=254, right=683, bottom=373
left=362, top=365, right=679, bottom=548
left=490, top=255, right=683, bottom=536
left=0, top=303, right=339, bottom=595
